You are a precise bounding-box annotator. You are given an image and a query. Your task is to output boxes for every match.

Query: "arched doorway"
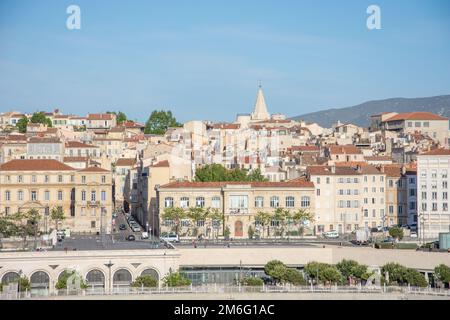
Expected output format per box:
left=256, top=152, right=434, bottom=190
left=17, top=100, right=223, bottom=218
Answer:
left=141, top=268, right=159, bottom=284
left=86, top=269, right=105, bottom=293
left=113, top=269, right=132, bottom=292
left=30, top=271, right=50, bottom=296
left=1, top=272, right=20, bottom=286
left=234, top=221, right=243, bottom=237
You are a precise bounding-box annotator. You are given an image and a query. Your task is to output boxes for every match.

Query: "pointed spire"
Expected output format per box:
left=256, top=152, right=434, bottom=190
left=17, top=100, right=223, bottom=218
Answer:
left=251, top=84, right=270, bottom=121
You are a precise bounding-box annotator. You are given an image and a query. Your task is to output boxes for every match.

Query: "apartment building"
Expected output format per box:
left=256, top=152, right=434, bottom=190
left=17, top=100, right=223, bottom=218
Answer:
left=307, top=165, right=386, bottom=234
left=157, top=180, right=315, bottom=239
left=383, top=165, right=408, bottom=226
left=86, top=113, right=117, bottom=130
left=27, top=137, right=64, bottom=161
left=0, top=159, right=113, bottom=234
left=417, top=149, right=450, bottom=239
left=325, top=145, right=365, bottom=164
left=406, top=167, right=418, bottom=226
left=382, top=112, right=449, bottom=146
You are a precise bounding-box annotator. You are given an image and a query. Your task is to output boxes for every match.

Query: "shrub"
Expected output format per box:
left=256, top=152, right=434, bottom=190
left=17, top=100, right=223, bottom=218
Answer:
left=389, top=227, right=404, bottom=240
left=381, top=262, right=427, bottom=287
left=55, top=270, right=87, bottom=290
left=434, top=264, right=450, bottom=286
left=240, top=277, right=264, bottom=286
left=163, top=272, right=191, bottom=287
left=131, top=275, right=158, bottom=288
left=283, top=268, right=306, bottom=285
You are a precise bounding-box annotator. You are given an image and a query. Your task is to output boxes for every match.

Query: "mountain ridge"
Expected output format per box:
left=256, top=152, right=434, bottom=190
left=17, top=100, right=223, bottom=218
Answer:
left=291, top=95, right=450, bottom=128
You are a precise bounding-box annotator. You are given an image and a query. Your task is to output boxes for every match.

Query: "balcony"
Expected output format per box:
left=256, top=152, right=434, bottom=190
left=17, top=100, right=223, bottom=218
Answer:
left=228, top=208, right=249, bottom=215
left=87, top=201, right=100, bottom=207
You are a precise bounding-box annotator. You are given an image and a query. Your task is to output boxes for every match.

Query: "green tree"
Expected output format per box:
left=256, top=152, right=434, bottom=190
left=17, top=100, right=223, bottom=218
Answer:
left=16, top=116, right=29, bottom=133
left=194, top=164, right=268, bottom=182
left=117, top=111, right=127, bottom=124
left=50, top=206, right=65, bottom=231
left=336, top=259, right=368, bottom=283
left=30, top=112, right=52, bottom=127
left=187, top=207, right=206, bottom=237
left=404, top=268, right=428, bottom=287
left=264, top=260, right=286, bottom=284
left=283, top=268, right=307, bottom=285
left=163, top=271, right=191, bottom=287
left=434, top=264, right=450, bottom=287
left=131, top=275, right=158, bottom=288
left=389, top=226, right=404, bottom=240
left=248, top=225, right=254, bottom=239
left=144, top=110, right=181, bottom=135
left=55, top=270, right=87, bottom=290
left=292, top=209, right=315, bottom=237
left=162, top=207, right=186, bottom=237
left=208, top=208, right=223, bottom=239
left=255, top=211, right=271, bottom=238
left=321, top=265, right=343, bottom=285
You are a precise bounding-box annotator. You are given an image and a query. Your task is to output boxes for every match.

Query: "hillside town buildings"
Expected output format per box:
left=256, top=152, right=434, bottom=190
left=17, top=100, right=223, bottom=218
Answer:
left=0, top=87, right=449, bottom=238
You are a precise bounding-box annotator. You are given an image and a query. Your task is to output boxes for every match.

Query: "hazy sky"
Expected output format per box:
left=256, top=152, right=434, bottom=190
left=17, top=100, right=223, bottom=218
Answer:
left=0, top=0, right=449, bottom=123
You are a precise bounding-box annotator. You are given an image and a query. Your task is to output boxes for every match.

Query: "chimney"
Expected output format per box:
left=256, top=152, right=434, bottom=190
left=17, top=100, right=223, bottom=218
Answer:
left=401, top=165, right=406, bottom=176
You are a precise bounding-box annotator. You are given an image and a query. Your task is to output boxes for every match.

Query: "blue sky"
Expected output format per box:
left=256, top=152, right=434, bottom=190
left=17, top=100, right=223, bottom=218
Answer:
left=0, top=0, right=449, bottom=123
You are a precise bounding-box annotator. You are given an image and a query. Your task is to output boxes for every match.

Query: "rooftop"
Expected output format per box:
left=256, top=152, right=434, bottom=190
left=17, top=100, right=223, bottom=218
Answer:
left=384, top=112, right=448, bottom=122
left=0, top=159, right=75, bottom=171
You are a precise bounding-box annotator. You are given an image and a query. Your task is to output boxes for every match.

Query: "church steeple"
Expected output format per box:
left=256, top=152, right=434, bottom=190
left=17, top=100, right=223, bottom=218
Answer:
left=251, top=84, right=270, bottom=121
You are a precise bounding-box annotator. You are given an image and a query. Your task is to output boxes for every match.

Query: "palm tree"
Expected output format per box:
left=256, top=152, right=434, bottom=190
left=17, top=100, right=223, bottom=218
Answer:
left=255, top=211, right=271, bottom=239
left=292, top=208, right=315, bottom=237
left=161, top=207, right=186, bottom=237
left=208, top=208, right=223, bottom=240
left=187, top=207, right=206, bottom=238
left=273, top=208, right=289, bottom=239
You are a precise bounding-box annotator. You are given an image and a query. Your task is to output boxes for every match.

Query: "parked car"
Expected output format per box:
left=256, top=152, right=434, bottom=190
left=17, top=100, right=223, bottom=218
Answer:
left=161, top=233, right=180, bottom=243
left=131, top=225, right=141, bottom=232
left=126, top=234, right=135, bottom=241
left=323, top=230, right=339, bottom=239
left=119, top=224, right=126, bottom=230
left=370, top=227, right=379, bottom=233
left=410, top=231, right=418, bottom=238
left=141, top=232, right=149, bottom=239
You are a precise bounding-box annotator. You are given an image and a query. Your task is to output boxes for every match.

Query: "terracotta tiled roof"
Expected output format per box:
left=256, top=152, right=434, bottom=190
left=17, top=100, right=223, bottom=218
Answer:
left=381, top=164, right=403, bottom=177
left=28, top=137, right=61, bottom=143
left=385, top=112, right=448, bottom=121
left=419, top=148, right=450, bottom=156
left=307, top=165, right=382, bottom=176
left=212, top=123, right=241, bottom=130
left=115, top=158, right=136, bottom=166
left=87, top=113, right=113, bottom=120
left=364, top=156, right=392, bottom=161
left=78, top=166, right=109, bottom=173
left=63, top=156, right=88, bottom=162
left=121, top=121, right=144, bottom=128
left=151, top=160, right=169, bottom=168
left=109, top=126, right=125, bottom=133
left=6, top=135, right=27, bottom=141
left=288, top=146, right=319, bottom=152
left=65, top=141, right=98, bottom=148
left=328, top=145, right=362, bottom=155
left=0, top=159, right=75, bottom=171
left=160, top=180, right=314, bottom=189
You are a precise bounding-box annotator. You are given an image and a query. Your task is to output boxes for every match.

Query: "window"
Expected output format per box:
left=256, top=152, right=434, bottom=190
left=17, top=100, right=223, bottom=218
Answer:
left=5, top=190, right=10, bottom=201
left=422, top=192, right=427, bottom=200
left=31, top=191, right=37, bottom=201
left=81, top=190, right=86, bottom=201
left=354, top=189, right=359, bottom=195
left=82, top=176, right=86, bottom=184
left=101, top=191, right=106, bottom=201
left=211, top=196, right=221, bottom=208
left=58, top=175, right=63, bottom=183
left=196, top=197, right=205, bottom=208
left=18, top=190, right=23, bottom=201
left=270, top=196, right=279, bottom=208
left=423, top=121, right=429, bottom=127
left=443, top=192, right=448, bottom=200
left=301, top=196, right=310, bottom=207
left=346, top=189, right=351, bottom=195
left=389, top=180, right=394, bottom=187
left=32, top=175, right=37, bottom=183
left=255, top=196, right=264, bottom=208
left=5, top=207, right=10, bottom=215
left=326, top=177, right=330, bottom=184
left=364, top=209, right=368, bottom=218
left=18, top=175, right=23, bottom=183
left=338, top=189, right=344, bottom=195
left=444, top=203, right=448, bottom=211
left=443, top=181, right=448, bottom=189
left=346, top=200, right=351, bottom=208
left=45, top=175, right=49, bottom=183
left=58, top=190, right=63, bottom=201
left=432, top=192, right=437, bottom=200
left=270, top=220, right=280, bottom=227
left=316, top=177, right=320, bottom=184
left=45, top=190, right=50, bottom=201
left=316, top=189, right=321, bottom=196
left=409, top=177, right=415, bottom=184
left=380, top=187, right=384, bottom=193
left=165, top=197, right=174, bottom=208
left=102, top=175, right=106, bottom=183
left=410, top=189, right=416, bottom=197
left=180, top=197, right=189, bottom=208
left=422, top=203, right=427, bottom=211
left=285, top=196, right=295, bottom=208
left=442, top=170, right=448, bottom=179
left=196, top=220, right=205, bottom=227
left=432, top=203, right=438, bottom=211
left=339, top=200, right=344, bottom=208
left=91, top=191, right=96, bottom=202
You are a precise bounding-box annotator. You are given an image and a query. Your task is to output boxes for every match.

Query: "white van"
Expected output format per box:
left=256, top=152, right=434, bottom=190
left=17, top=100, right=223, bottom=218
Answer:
left=323, top=230, right=339, bottom=239
left=161, top=233, right=179, bottom=243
